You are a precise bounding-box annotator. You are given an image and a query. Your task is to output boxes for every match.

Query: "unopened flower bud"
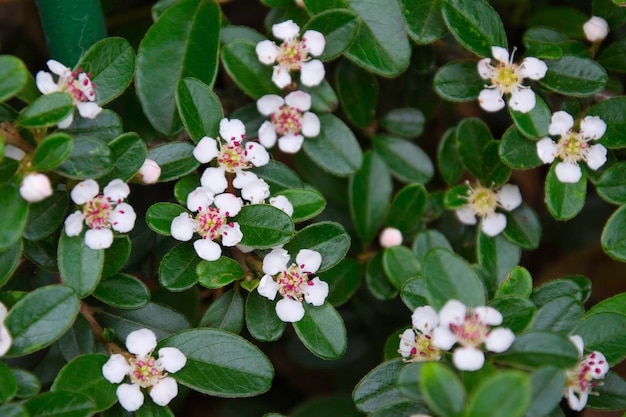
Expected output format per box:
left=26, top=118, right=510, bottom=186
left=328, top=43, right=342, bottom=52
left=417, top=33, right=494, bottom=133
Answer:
left=379, top=227, right=403, bottom=248
left=138, top=159, right=161, bottom=184
left=584, top=16, right=609, bottom=42
left=20, top=173, right=53, bottom=203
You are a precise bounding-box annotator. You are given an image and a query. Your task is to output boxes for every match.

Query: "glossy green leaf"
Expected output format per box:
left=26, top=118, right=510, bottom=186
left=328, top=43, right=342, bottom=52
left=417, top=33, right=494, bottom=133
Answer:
left=99, top=132, right=147, bottom=183
left=62, top=110, right=123, bottom=143
left=575, top=312, right=626, bottom=365
left=0, top=404, right=26, bottom=417
left=457, top=117, right=492, bottom=179
left=136, top=0, right=221, bottom=136
left=275, top=188, right=326, bottom=222
left=401, top=0, right=447, bottom=44
left=412, top=230, right=452, bottom=263
left=54, top=137, right=112, bottom=179
left=383, top=246, right=421, bottom=290
left=434, top=60, right=483, bottom=102
left=146, top=202, right=188, bottom=236
left=245, top=289, right=285, bottom=342
left=478, top=232, right=521, bottom=288
left=495, top=266, right=532, bottom=298
left=540, top=56, right=608, bottom=97
left=236, top=204, right=294, bottom=249
left=438, top=127, right=464, bottom=185
left=350, top=151, right=392, bottom=246
left=381, top=107, right=425, bottom=139
left=221, top=40, right=281, bottom=99
left=488, top=296, right=536, bottom=333
left=587, top=97, right=626, bottom=148
left=0, top=361, right=17, bottom=403
left=502, top=203, right=542, bottom=249
left=199, top=289, right=244, bottom=334
left=366, top=251, right=397, bottom=300
left=220, top=25, right=266, bottom=44
left=17, top=92, right=73, bottom=128
left=531, top=279, right=583, bottom=307
left=396, top=362, right=424, bottom=401
left=528, top=6, right=587, bottom=37
left=23, top=391, right=93, bottom=417
left=526, top=366, right=567, bottom=417
left=529, top=295, right=583, bottom=333
left=176, top=77, right=223, bottom=143
left=284, top=222, right=351, bottom=272
left=401, top=278, right=428, bottom=310
left=174, top=173, right=200, bottom=205
left=336, top=59, right=377, bottom=129
left=545, top=164, right=586, bottom=220
left=319, top=258, right=361, bottom=307
left=303, top=114, right=363, bottom=176
left=588, top=370, right=626, bottom=410
left=508, top=94, right=551, bottom=139
left=0, top=55, right=28, bottom=102
left=23, top=191, right=67, bottom=241
left=374, top=135, right=434, bottom=184
left=11, top=368, right=40, bottom=398
left=303, top=9, right=360, bottom=61
left=147, top=142, right=200, bottom=182
left=0, top=181, right=28, bottom=249
left=136, top=401, right=174, bottom=417
left=197, top=255, right=243, bottom=289
left=597, top=162, right=626, bottom=204
left=421, top=362, right=466, bottom=417
left=92, top=273, right=150, bottom=309
left=523, top=27, right=569, bottom=48
left=495, top=331, right=579, bottom=368
left=31, top=133, right=73, bottom=172
left=252, top=160, right=304, bottom=192
left=5, top=284, right=80, bottom=356
left=499, top=126, right=543, bottom=169
left=599, top=36, right=626, bottom=73
left=157, top=242, right=200, bottom=291
left=481, top=141, right=511, bottom=186
left=442, top=0, right=507, bottom=57
left=75, top=37, right=135, bottom=105
left=387, top=183, right=427, bottom=233
left=100, top=236, right=133, bottom=281
left=293, top=302, right=347, bottom=360
left=0, top=240, right=22, bottom=288
left=57, top=315, right=94, bottom=362
left=160, top=328, right=274, bottom=396
left=300, top=79, right=339, bottom=113
left=99, top=302, right=191, bottom=340
left=58, top=232, right=103, bottom=297
left=466, top=371, right=531, bottom=417
left=352, top=359, right=406, bottom=413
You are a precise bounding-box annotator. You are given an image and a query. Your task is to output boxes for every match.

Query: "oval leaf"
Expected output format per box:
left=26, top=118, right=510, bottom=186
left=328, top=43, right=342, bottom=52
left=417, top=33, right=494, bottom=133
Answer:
left=58, top=232, right=104, bottom=297
left=293, top=301, right=347, bottom=360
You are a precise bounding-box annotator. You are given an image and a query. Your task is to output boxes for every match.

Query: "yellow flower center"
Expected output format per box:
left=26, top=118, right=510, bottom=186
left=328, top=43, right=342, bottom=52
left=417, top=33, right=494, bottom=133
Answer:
left=129, top=355, right=163, bottom=388
left=466, top=186, right=497, bottom=218
left=277, top=39, right=309, bottom=71
left=491, top=64, right=523, bottom=94
left=556, top=134, right=588, bottom=164
left=276, top=263, right=311, bottom=301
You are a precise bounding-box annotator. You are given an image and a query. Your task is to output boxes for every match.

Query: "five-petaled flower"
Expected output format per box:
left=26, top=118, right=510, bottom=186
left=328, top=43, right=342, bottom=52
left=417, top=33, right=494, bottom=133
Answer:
left=432, top=300, right=515, bottom=371
left=102, top=328, right=187, bottom=412
left=193, top=118, right=270, bottom=198
left=64, top=179, right=137, bottom=250
left=35, top=59, right=102, bottom=128
left=257, top=247, right=328, bottom=322
left=256, top=20, right=326, bottom=89
left=564, top=335, right=609, bottom=411
left=478, top=46, right=547, bottom=113
left=257, top=90, right=321, bottom=153
left=0, top=302, right=12, bottom=357
left=536, top=111, right=608, bottom=183
left=399, top=305, right=442, bottom=362
left=455, top=182, right=522, bottom=237
left=171, top=188, right=243, bottom=261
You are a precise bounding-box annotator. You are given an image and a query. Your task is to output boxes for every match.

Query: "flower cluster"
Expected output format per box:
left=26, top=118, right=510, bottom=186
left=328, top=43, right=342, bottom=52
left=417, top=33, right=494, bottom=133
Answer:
left=398, top=306, right=442, bottom=362
left=36, top=59, right=102, bottom=128
left=64, top=179, right=137, bottom=250
left=102, top=328, right=187, bottom=412
left=537, top=111, right=607, bottom=183
left=0, top=302, right=11, bottom=357
left=564, top=335, right=609, bottom=411
left=455, top=182, right=522, bottom=237
left=478, top=46, right=547, bottom=113
left=257, top=247, right=329, bottom=322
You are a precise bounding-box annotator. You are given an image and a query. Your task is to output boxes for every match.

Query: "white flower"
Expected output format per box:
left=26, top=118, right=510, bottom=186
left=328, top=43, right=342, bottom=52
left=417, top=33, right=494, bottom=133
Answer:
left=171, top=190, right=243, bottom=261
left=102, top=328, right=187, bottom=412
left=455, top=183, right=522, bottom=237
left=379, top=227, right=403, bottom=248
left=3, top=144, right=25, bottom=161
left=20, top=173, right=53, bottom=203
left=255, top=20, right=326, bottom=88
left=584, top=16, right=609, bottom=42
left=477, top=46, right=547, bottom=113
left=64, top=179, right=136, bottom=250
left=35, top=59, right=102, bottom=128
left=432, top=300, right=515, bottom=371
left=269, top=195, right=294, bottom=217
left=137, top=159, right=161, bottom=184
left=0, top=302, right=12, bottom=357
left=257, top=91, right=320, bottom=153
left=398, top=306, right=442, bottom=362
left=536, top=111, right=608, bottom=183
left=193, top=118, right=270, bottom=195
left=564, top=335, right=610, bottom=411
left=233, top=171, right=270, bottom=204
left=257, top=247, right=327, bottom=322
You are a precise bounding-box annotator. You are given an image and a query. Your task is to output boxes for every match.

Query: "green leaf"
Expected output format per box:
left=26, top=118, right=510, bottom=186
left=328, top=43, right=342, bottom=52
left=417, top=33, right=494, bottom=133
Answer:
left=350, top=151, right=392, bottom=246
left=136, top=0, right=221, bottom=136
left=438, top=127, right=464, bottom=185
left=158, top=242, right=200, bottom=291
left=529, top=295, right=583, bottom=333
left=587, top=370, right=626, bottom=410
left=99, top=302, right=191, bottom=340
left=526, top=366, right=567, bottom=417
left=488, top=296, right=536, bottom=333
left=397, top=362, right=424, bottom=401
left=176, top=77, right=223, bottom=143
left=374, top=135, right=434, bottom=184
left=481, top=141, right=511, bottom=186
left=101, top=236, right=130, bottom=278
left=401, top=278, right=428, bottom=310
left=252, top=160, right=304, bottom=192
left=575, top=312, right=626, bottom=365
left=352, top=359, right=406, bottom=413
left=291, top=396, right=362, bottom=417
left=62, top=109, right=123, bottom=143
left=303, top=114, right=363, bottom=176
left=174, top=173, right=200, bottom=205
left=197, top=256, right=243, bottom=289
left=58, top=232, right=104, bottom=297
left=545, top=164, right=587, bottom=220
left=508, top=94, right=551, bottom=139
left=146, top=202, right=188, bottom=236
left=0, top=181, right=28, bottom=250
left=434, top=60, right=483, bottom=102
left=135, top=401, right=174, bottom=417
left=597, top=162, right=626, bottom=204
left=147, top=142, right=200, bottom=182
left=293, top=302, right=347, bottom=359
left=245, top=289, right=285, bottom=342
left=11, top=368, right=40, bottom=398
left=441, top=0, right=507, bottom=57
left=75, top=37, right=135, bottom=105
left=23, top=391, right=94, bottom=417
left=199, top=289, right=244, bottom=334
left=477, top=232, right=521, bottom=288
left=527, top=7, right=587, bottom=38
left=336, top=59, right=377, bottom=129
left=220, top=25, right=266, bottom=44
left=92, top=273, right=150, bottom=309
left=99, top=132, right=147, bottom=183
left=0, top=55, right=28, bottom=102
left=319, top=258, right=361, bottom=307
left=0, top=361, right=17, bottom=403
left=523, top=27, right=569, bottom=48
left=236, top=204, right=294, bottom=249
left=381, top=108, right=425, bottom=139
left=22, top=191, right=67, bottom=241
left=0, top=404, right=27, bottom=417
left=284, top=221, right=351, bottom=272
left=160, top=328, right=274, bottom=396
left=495, top=266, right=532, bottom=298
left=420, top=362, right=466, bottom=417
left=50, top=354, right=117, bottom=412
left=423, top=248, right=485, bottom=309
left=457, top=117, right=492, bottom=179
left=275, top=189, right=326, bottom=222
left=57, top=315, right=94, bottom=362
left=401, top=0, right=447, bottom=44
left=540, top=56, right=608, bottom=97
left=366, top=251, right=397, bottom=300
left=300, top=79, right=339, bottom=113
left=17, top=92, right=72, bottom=128
left=0, top=241, right=22, bottom=288
left=502, top=203, right=542, bottom=250
left=495, top=332, right=579, bottom=369
left=221, top=40, right=281, bottom=99
left=383, top=246, right=421, bottom=289
left=5, top=284, right=80, bottom=356
left=54, top=137, right=112, bottom=180
left=531, top=279, right=583, bottom=307
left=304, top=9, right=360, bottom=61
left=466, top=371, right=531, bottom=417
left=599, top=36, right=626, bottom=73
left=387, top=183, right=427, bottom=233
left=499, top=126, right=543, bottom=170
left=587, top=97, right=626, bottom=148
left=31, top=133, right=73, bottom=172
left=412, top=230, right=452, bottom=263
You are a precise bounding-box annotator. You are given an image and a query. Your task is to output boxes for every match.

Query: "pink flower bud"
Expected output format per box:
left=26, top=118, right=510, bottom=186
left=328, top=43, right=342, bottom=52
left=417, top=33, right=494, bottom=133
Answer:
left=138, top=159, right=161, bottom=184
left=583, top=16, right=609, bottom=42
left=379, top=227, right=403, bottom=248
left=20, top=173, right=53, bottom=203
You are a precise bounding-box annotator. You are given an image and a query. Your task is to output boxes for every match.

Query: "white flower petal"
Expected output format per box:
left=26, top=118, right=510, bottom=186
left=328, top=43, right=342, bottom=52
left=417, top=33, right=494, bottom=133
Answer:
left=497, top=184, right=522, bottom=211
left=519, top=57, right=548, bottom=80
left=76, top=101, right=102, bottom=119
left=555, top=162, right=582, bottom=183
left=57, top=113, right=73, bottom=129
left=566, top=387, right=588, bottom=412
left=549, top=111, right=574, bottom=136
left=258, top=121, right=278, bottom=148
left=432, top=327, right=457, bottom=350
left=272, top=20, right=300, bottom=40
left=257, top=94, right=284, bottom=115
left=220, top=222, right=243, bottom=247
left=270, top=195, right=294, bottom=216
left=478, top=88, right=505, bottom=112
left=138, top=159, right=161, bottom=184
left=102, top=354, right=131, bottom=383
left=245, top=142, right=270, bottom=167
left=379, top=227, right=403, bottom=248
left=580, top=115, right=607, bottom=140
left=509, top=87, right=536, bottom=113
left=20, top=173, right=53, bottom=203
left=149, top=377, right=178, bottom=406
left=569, top=335, right=585, bottom=356
left=452, top=347, right=485, bottom=371
left=4, top=144, right=26, bottom=161
left=158, top=347, right=187, bottom=373
left=241, top=179, right=270, bottom=204
left=258, top=275, right=279, bottom=300
left=536, top=137, right=558, bottom=164
left=116, top=383, right=144, bottom=412
left=171, top=213, right=196, bottom=242
left=200, top=167, right=228, bottom=195
left=303, top=277, right=329, bottom=306
left=299, top=60, right=325, bottom=87
left=275, top=297, right=305, bottom=322
left=455, top=206, right=478, bottom=225
left=584, top=16, right=609, bottom=42
left=186, top=186, right=215, bottom=212
left=296, top=249, right=322, bottom=273
left=272, top=65, right=292, bottom=88
left=284, top=90, right=311, bottom=111
left=219, top=118, right=246, bottom=144
left=491, top=46, right=509, bottom=63
left=110, top=203, right=136, bottom=233
left=303, top=30, right=325, bottom=56
left=193, top=136, right=219, bottom=164
left=126, top=328, right=157, bottom=357
left=194, top=238, right=222, bottom=261
left=475, top=306, right=503, bottom=325
left=71, top=179, right=99, bottom=204
left=85, top=228, right=114, bottom=250
left=214, top=193, right=243, bottom=217
left=0, top=322, right=11, bottom=357
left=103, top=179, right=130, bottom=201
left=477, top=58, right=495, bottom=80
left=481, top=212, right=507, bottom=237
left=256, top=40, right=280, bottom=65
left=232, top=171, right=259, bottom=189
left=64, top=211, right=84, bottom=236
left=439, top=299, right=467, bottom=327
left=47, top=59, right=69, bottom=76
left=278, top=134, right=305, bottom=154
left=301, top=112, right=320, bottom=137
left=35, top=71, right=60, bottom=95
left=485, top=327, right=515, bottom=353
left=588, top=351, right=610, bottom=377
left=411, top=305, right=440, bottom=334
left=263, top=248, right=290, bottom=275
left=399, top=329, right=416, bottom=357
left=586, top=144, right=607, bottom=170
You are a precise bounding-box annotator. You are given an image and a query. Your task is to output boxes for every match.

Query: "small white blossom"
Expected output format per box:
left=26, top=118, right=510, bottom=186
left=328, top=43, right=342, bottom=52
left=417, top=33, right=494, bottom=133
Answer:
left=0, top=302, right=12, bottom=357
left=432, top=300, right=515, bottom=371
left=35, top=59, right=102, bottom=128
left=64, top=179, right=136, bottom=250
left=257, top=247, right=328, bottom=322
left=256, top=20, right=326, bottom=88
left=564, top=335, right=610, bottom=411
left=379, top=227, right=403, bottom=248
left=257, top=91, right=320, bottom=153
left=102, top=328, right=187, bottom=412
left=269, top=195, right=294, bottom=217
left=137, top=159, right=161, bottom=184
left=3, top=144, right=26, bottom=161
left=398, top=306, right=442, bottom=362
left=537, top=111, right=608, bottom=183
left=20, top=173, right=53, bottom=203
left=584, top=16, right=609, bottom=42
left=171, top=190, right=243, bottom=261
left=455, top=183, right=522, bottom=237
left=478, top=46, right=547, bottom=113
